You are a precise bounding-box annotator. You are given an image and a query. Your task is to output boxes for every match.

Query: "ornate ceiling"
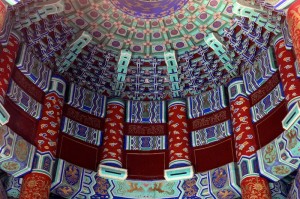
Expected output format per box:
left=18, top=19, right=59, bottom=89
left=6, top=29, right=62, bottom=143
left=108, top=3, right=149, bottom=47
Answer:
left=10, top=0, right=284, bottom=100
left=59, top=0, right=235, bottom=58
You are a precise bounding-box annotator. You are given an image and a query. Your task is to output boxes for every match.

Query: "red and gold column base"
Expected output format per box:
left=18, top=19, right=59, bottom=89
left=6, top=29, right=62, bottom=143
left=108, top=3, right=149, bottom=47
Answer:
left=19, top=172, right=51, bottom=199
left=241, top=176, right=271, bottom=199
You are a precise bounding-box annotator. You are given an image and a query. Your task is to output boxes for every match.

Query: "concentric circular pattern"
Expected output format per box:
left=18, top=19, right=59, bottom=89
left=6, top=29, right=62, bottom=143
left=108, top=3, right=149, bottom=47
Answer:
left=14, top=0, right=281, bottom=101
left=63, top=0, right=235, bottom=58
left=110, top=0, right=189, bottom=19
left=16, top=0, right=236, bottom=100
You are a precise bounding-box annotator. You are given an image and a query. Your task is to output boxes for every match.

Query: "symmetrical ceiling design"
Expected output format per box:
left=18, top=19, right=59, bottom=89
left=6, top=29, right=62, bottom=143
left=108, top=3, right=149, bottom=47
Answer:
left=10, top=0, right=284, bottom=100
left=59, top=0, right=235, bottom=58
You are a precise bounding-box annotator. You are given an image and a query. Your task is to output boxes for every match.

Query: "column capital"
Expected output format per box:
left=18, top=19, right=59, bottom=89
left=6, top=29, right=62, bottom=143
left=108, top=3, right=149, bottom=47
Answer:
left=273, top=34, right=284, bottom=47
left=48, top=75, right=66, bottom=97
left=228, top=77, right=248, bottom=101
left=168, top=98, right=186, bottom=108
left=107, top=98, right=125, bottom=107
left=10, top=30, right=21, bottom=43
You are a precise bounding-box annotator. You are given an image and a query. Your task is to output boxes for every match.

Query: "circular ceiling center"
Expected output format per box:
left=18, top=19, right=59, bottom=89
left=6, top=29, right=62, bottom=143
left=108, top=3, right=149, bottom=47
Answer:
left=110, top=0, right=189, bottom=19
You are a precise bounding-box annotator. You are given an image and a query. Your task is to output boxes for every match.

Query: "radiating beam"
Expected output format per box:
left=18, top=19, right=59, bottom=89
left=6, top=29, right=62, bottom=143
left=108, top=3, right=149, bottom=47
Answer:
left=57, top=31, right=92, bottom=73
left=204, top=32, right=235, bottom=74
left=164, top=50, right=181, bottom=98
left=114, top=49, right=132, bottom=96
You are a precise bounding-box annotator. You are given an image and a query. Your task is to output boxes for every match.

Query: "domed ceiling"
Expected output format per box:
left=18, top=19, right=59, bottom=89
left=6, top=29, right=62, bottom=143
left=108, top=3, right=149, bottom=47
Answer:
left=110, top=0, right=189, bottom=18
left=11, top=0, right=283, bottom=100
left=60, top=0, right=235, bottom=58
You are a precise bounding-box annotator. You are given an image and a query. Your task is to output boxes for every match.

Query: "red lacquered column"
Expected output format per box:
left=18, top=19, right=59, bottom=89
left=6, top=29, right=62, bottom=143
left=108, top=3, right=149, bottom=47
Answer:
left=287, top=0, right=300, bottom=63
left=98, top=99, right=128, bottom=181
left=100, top=99, right=125, bottom=168
left=164, top=99, right=193, bottom=181
left=167, top=99, right=191, bottom=168
left=0, top=33, right=20, bottom=103
left=228, top=78, right=271, bottom=199
left=19, top=76, right=66, bottom=199
left=274, top=37, right=300, bottom=109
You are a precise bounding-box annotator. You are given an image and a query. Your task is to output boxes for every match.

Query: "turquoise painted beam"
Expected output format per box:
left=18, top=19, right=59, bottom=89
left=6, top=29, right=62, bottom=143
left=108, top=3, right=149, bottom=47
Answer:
left=164, top=50, right=181, bottom=98
left=58, top=31, right=92, bottom=73
left=204, top=32, right=235, bottom=73
left=114, top=49, right=132, bottom=96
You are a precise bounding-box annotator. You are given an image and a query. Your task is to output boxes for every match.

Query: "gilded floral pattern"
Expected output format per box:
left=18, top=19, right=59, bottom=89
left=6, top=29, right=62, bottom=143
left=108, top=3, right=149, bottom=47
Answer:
left=241, top=177, right=271, bottom=199
left=20, top=173, right=51, bottom=199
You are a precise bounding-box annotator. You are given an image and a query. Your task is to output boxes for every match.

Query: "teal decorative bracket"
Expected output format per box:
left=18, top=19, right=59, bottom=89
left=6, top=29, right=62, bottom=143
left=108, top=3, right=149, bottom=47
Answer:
left=204, top=32, right=235, bottom=74
left=98, top=164, right=128, bottom=181
left=58, top=31, right=92, bottom=73
left=164, top=50, right=181, bottom=98
left=114, top=49, right=132, bottom=96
